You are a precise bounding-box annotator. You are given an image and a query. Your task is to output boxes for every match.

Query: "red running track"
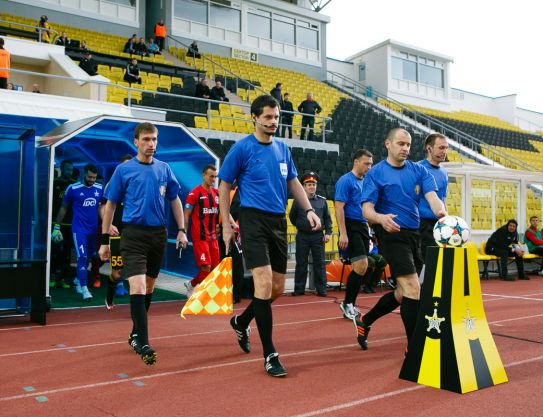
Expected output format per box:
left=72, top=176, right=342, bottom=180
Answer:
left=0, top=276, right=542, bottom=417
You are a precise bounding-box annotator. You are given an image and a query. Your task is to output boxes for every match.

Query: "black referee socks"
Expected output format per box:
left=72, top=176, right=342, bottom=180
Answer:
left=400, top=297, right=419, bottom=342
left=253, top=298, right=276, bottom=358
left=363, top=291, right=400, bottom=326
left=145, top=293, right=153, bottom=312
left=131, top=295, right=149, bottom=346
left=344, top=270, right=364, bottom=306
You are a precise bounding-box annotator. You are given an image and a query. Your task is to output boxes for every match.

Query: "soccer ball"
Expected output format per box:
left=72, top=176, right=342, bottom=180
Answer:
left=433, top=216, right=470, bottom=247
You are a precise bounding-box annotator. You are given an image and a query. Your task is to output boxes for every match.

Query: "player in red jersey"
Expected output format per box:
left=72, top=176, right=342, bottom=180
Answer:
left=183, top=164, right=236, bottom=296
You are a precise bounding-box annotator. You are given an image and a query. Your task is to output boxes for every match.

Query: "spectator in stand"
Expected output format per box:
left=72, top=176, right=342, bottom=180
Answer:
left=194, top=78, right=210, bottom=99
left=55, top=32, right=70, bottom=46
left=270, top=83, right=284, bottom=136
left=124, top=58, right=142, bottom=85
left=37, top=15, right=51, bottom=43
left=80, top=40, right=90, bottom=52
left=210, top=80, right=229, bottom=102
left=136, top=37, right=150, bottom=57
left=7, top=82, right=14, bottom=90
left=79, top=51, right=98, bottom=76
left=298, top=93, right=322, bottom=141
left=123, top=35, right=137, bottom=55
left=154, top=19, right=167, bottom=52
left=187, top=41, right=201, bottom=58
left=486, top=219, right=528, bottom=281
left=147, top=37, right=160, bottom=55
left=524, top=216, right=543, bottom=259
left=32, top=84, right=41, bottom=93
left=0, top=38, right=10, bottom=89
left=281, top=93, right=294, bottom=139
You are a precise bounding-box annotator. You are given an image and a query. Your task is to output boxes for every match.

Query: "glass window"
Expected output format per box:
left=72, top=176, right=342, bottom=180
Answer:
left=358, top=63, right=366, bottom=82
left=526, top=185, right=543, bottom=223
left=419, top=64, right=443, bottom=88
left=248, top=12, right=270, bottom=38
left=273, top=19, right=294, bottom=44
left=392, top=57, right=416, bottom=82
left=210, top=2, right=240, bottom=31
left=174, top=0, right=207, bottom=23
left=495, top=181, right=517, bottom=228
left=447, top=176, right=463, bottom=218
left=297, top=26, right=318, bottom=50
left=471, top=179, right=492, bottom=230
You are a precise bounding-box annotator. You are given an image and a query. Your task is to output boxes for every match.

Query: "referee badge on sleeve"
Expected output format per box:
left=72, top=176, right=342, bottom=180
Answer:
left=415, top=184, right=421, bottom=195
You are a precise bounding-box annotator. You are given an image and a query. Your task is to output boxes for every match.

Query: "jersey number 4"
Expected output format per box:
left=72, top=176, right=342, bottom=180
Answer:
left=200, top=253, right=207, bottom=262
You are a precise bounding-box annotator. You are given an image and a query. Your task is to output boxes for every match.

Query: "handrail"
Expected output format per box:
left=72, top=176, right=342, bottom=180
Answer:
left=326, top=70, right=543, bottom=172
left=0, top=18, right=59, bottom=43
left=166, top=35, right=267, bottom=100
left=2, top=67, right=333, bottom=141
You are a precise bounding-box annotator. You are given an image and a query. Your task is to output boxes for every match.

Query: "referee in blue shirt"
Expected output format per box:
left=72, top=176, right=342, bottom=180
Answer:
left=334, top=149, right=373, bottom=319
left=99, top=122, right=189, bottom=366
left=219, top=95, right=321, bottom=377
left=418, top=133, right=449, bottom=260
left=354, top=128, right=446, bottom=351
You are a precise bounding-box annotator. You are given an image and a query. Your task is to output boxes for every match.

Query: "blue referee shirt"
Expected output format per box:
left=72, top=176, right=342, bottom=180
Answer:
left=334, top=171, right=366, bottom=222
left=63, top=182, right=103, bottom=233
left=104, top=158, right=180, bottom=226
left=417, top=159, right=448, bottom=220
left=361, top=160, right=437, bottom=229
left=218, top=134, right=297, bottom=214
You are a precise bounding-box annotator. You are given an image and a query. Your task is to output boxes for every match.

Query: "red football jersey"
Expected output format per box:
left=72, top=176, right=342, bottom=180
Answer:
left=185, top=184, right=220, bottom=241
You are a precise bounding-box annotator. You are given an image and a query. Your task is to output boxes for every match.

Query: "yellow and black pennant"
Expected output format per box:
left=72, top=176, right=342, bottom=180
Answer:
left=399, top=246, right=508, bottom=393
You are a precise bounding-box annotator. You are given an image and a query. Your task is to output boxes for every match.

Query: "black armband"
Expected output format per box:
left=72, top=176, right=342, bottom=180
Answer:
left=305, top=208, right=316, bottom=215
left=100, top=233, right=111, bottom=245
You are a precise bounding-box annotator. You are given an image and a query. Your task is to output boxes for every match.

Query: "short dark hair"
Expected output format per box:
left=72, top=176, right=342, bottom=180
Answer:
left=134, top=122, right=157, bottom=139
left=353, top=149, right=373, bottom=162
left=120, top=154, right=132, bottom=163
left=284, top=92, right=289, bottom=97
left=506, top=219, right=518, bottom=227
left=203, top=164, right=216, bottom=173
left=276, top=83, right=282, bottom=88
left=530, top=216, right=539, bottom=221
left=0, top=38, right=4, bottom=47
left=386, top=127, right=410, bottom=142
left=250, top=95, right=279, bottom=117
left=424, top=133, right=447, bottom=150
left=60, top=159, right=73, bottom=168
left=84, top=163, right=98, bottom=174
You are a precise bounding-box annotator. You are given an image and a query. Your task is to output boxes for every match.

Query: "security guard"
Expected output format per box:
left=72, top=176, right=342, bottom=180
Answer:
left=289, top=171, right=333, bottom=296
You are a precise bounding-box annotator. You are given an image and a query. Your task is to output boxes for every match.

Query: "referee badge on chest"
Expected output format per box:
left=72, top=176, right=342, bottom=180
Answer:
left=160, top=185, right=166, bottom=196
left=280, top=162, right=288, bottom=178
left=415, top=184, right=421, bottom=195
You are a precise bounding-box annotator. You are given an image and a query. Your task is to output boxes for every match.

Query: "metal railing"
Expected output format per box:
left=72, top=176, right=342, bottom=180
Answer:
left=0, top=18, right=59, bottom=43
left=2, top=67, right=333, bottom=141
left=326, top=70, right=543, bottom=172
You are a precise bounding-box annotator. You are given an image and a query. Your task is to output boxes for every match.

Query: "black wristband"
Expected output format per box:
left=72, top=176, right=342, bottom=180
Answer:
left=100, top=233, right=111, bottom=245
left=178, top=228, right=187, bottom=234
left=305, top=208, right=316, bottom=214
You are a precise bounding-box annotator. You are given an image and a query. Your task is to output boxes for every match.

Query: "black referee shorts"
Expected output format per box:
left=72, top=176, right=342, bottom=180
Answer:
left=120, top=224, right=167, bottom=279
left=239, top=208, right=288, bottom=274
left=374, top=225, right=423, bottom=277
left=345, top=218, right=370, bottom=262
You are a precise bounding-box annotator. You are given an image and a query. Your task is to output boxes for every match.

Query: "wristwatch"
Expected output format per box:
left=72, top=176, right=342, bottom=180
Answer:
left=305, top=208, right=316, bottom=214
left=178, top=228, right=187, bottom=234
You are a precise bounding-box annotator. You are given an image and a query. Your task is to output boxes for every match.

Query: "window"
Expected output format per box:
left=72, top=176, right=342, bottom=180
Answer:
left=248, top=11, right=271, bottom=39
left=419, top=64, right=444, bottom=88
left=392, top=56, right=417, bottom=82
left=297, top=25, right=318, bottom=50
left=210, top=2, right=240, bottom=31
left=273, top=19, right=294, bottom=44
left=358, top=63, right=366, bottom=82
left=175, top=0, right=207, bottom=23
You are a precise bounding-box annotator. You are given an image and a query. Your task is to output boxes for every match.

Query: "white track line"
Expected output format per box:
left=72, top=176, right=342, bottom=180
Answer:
left=0, top=336, right=404, bottom=403
left=482, top=293, right=543, bottom=301
left=289, top=355, right=543, bottom=417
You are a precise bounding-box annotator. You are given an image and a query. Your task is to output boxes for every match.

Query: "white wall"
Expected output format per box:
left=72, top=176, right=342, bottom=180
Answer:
left=326, top=58, right=356, bottom=80
left=357, top=44, right=389, bottom=96
left=516, top=108, right=543, bottom=133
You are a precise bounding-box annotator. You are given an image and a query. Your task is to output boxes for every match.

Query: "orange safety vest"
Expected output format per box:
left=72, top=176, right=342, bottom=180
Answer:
left=0, top=48, right=10, bottom=78
left=154, top=23, right=166, bottom=37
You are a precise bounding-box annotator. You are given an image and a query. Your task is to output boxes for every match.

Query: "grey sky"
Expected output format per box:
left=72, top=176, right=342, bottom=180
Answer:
left=324, top=0, right=543, bottom=113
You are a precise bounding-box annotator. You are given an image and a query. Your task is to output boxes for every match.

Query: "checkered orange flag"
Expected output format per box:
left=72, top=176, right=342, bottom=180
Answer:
left=180, top=257, right=233, bottom=319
